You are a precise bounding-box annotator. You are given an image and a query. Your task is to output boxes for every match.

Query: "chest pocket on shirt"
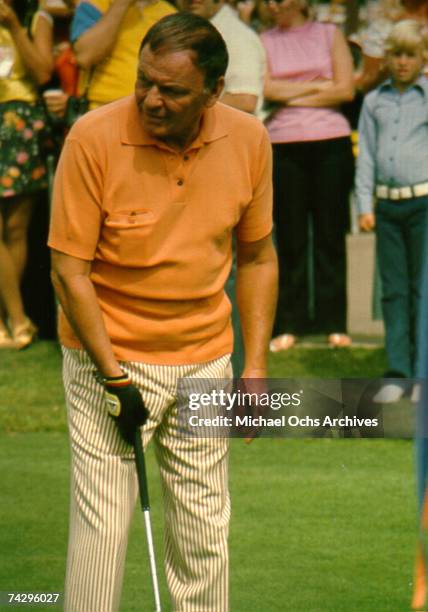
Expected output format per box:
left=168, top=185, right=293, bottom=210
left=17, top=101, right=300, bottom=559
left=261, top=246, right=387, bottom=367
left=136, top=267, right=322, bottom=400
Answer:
left=103, top=209, right=157, bottom=266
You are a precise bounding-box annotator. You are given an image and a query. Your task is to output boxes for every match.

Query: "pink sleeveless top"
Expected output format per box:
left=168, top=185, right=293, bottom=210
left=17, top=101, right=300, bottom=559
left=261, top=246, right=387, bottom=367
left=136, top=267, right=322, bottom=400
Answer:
left=261, top=21, right=351, bottom=143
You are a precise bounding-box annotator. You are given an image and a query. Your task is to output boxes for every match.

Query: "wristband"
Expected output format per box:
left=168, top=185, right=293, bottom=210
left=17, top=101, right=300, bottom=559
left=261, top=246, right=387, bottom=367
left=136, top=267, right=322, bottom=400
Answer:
left=93, top=371, right=130, bottom=387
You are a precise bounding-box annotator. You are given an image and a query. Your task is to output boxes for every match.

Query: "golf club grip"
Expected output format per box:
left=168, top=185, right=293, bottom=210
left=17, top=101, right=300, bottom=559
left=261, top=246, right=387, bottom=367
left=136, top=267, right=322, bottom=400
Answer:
left=134, top=430, right=150, bottom=511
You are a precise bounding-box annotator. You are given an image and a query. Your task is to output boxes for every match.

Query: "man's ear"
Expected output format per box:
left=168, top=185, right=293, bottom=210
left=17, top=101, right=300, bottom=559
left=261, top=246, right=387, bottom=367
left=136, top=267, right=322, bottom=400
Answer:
left=205, top=76, right=225, bottom=107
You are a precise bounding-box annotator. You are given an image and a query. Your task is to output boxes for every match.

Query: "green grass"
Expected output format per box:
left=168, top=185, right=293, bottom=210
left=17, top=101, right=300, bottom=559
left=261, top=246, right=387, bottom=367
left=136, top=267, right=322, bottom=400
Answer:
left=0, top=342, right=416, bottom=611
left=268, top=346, right=388, bottom=378
left=0, top=341, right=388, bottom=434
left=0, top=433, right=416, bottom=612
left=0, top=342, right=65, bottom=433
left=228, top=438, right=415, bottom=612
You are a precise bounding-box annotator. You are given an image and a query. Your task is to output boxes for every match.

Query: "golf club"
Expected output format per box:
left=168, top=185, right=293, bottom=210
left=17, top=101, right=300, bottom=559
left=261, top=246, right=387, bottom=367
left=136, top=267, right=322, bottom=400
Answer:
left=134, top=429, right=162, bottom=612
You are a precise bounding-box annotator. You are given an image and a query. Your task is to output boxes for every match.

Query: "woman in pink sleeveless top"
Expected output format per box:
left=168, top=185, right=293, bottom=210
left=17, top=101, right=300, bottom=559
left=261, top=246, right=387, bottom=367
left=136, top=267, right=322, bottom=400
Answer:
left=261, top=0, right=355, bottom=350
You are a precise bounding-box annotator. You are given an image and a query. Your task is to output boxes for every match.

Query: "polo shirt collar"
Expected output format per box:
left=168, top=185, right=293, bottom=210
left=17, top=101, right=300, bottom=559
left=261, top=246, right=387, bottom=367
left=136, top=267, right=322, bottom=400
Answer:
left=120, top=95, right=228, bottom=150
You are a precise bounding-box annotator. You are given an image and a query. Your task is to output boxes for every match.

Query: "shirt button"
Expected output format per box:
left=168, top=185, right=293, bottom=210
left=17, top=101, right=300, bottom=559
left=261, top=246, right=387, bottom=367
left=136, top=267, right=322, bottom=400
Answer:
left=177, top=179, right=184, bottom=186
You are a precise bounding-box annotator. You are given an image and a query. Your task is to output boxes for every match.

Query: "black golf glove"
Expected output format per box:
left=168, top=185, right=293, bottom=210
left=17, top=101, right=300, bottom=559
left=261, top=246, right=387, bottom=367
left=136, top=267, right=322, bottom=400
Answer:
left=96, top=372, right=149, bottom=445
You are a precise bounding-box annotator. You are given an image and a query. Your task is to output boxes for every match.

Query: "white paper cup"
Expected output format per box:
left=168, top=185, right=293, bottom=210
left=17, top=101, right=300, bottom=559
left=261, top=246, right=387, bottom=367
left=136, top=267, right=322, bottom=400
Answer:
left=43, top=89, right=64, bottom=99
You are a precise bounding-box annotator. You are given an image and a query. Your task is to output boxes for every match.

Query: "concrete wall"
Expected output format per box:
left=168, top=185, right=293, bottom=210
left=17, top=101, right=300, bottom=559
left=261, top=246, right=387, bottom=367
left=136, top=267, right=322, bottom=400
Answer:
left=347, top=232, right=384, bottom=337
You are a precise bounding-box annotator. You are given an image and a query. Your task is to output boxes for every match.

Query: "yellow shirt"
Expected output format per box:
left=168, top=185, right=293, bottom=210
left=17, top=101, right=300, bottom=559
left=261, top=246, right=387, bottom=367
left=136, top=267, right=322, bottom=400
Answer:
left=48, top=96, right=273, bottom=364
left=78, top=0, right=176, bottom=108
left=0, top=11, right=52, bottom=103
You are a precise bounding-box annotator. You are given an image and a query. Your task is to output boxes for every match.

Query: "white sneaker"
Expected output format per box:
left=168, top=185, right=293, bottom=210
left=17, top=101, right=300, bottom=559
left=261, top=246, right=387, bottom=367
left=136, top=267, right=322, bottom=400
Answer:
left=411, top=384, right=421, bottom=403
left=373, top=383, right=405, bottom=404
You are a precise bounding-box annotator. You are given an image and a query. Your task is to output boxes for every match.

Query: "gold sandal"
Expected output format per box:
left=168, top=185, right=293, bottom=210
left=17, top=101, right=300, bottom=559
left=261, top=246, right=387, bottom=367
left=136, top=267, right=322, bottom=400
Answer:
left=0, top=328, right=16, bottom=349
left=12, top=319, right=38, bottom=350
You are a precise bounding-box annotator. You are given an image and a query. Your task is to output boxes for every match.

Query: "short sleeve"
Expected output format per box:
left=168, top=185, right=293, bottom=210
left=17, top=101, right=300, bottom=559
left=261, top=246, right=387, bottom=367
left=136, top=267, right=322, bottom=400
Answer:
left=48, top=136, right=104, bottom=260
left=223, top=34, right=265, bottom=97
left=71, top=1, right=104, bottom=42
left=236, top=126, right=273, bottom=242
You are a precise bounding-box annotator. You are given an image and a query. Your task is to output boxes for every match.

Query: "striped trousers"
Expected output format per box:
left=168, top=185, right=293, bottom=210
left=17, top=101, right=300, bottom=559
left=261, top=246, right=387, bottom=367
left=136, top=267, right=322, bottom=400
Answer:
left=62, top=348, right=232, bottom=612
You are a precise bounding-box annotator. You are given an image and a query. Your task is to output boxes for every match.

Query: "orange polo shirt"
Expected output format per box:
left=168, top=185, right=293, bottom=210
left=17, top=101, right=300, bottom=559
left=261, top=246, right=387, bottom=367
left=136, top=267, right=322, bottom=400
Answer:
left=48, top=95, right=273, bottom=364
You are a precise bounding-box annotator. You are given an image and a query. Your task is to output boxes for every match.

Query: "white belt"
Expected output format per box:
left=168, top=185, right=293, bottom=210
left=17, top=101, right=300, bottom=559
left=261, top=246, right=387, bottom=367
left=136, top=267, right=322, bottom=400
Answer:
left=376, top=182, right=428, bottom=200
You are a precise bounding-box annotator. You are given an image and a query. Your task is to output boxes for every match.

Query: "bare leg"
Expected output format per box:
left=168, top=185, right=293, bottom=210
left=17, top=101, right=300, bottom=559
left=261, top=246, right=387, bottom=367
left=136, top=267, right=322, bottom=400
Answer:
left=0, top=195, right=34, bottom=332
left=0, top=290, right=7, bottom=334
left=5, top=195, right=34, bottom=285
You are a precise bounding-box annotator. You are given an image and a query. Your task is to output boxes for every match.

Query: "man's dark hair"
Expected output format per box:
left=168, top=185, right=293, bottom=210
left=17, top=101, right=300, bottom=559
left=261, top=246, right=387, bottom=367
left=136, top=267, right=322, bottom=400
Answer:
left=139, top=13, right=228, bottom=92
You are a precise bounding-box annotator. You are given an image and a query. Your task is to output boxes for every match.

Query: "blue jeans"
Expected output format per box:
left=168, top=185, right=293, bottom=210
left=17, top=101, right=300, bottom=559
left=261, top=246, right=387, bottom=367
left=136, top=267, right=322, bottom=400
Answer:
left=376, top=196, right=428, bottom=377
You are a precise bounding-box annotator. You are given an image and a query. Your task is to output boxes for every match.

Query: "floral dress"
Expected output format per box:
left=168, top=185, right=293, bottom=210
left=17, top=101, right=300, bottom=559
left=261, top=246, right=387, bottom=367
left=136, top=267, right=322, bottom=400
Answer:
left=0, top=100, right=49, bottom=197
left=0, top=10, right=52, bottom=199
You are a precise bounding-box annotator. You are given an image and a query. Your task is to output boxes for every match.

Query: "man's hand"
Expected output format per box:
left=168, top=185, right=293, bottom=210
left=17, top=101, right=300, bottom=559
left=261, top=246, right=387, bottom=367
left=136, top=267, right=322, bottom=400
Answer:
left=235, top=371, right=269, bottom=443
left=100, top=373, right=149, bottom=445
left=359, top=213, right=375, bottom=232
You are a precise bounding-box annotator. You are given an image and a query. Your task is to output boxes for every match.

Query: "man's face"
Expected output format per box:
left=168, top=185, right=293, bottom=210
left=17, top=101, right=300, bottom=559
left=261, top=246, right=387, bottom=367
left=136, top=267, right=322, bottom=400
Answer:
left=135, top=45, right=222, bottom=150
left=185, top=0, right=222, bottom=20
left=387, top=48, right=424, bottom=90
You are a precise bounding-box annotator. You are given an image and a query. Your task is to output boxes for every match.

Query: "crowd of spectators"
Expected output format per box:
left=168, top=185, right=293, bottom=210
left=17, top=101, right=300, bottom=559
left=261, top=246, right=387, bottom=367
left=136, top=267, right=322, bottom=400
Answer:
left=1, top=0, right=427, bottom=394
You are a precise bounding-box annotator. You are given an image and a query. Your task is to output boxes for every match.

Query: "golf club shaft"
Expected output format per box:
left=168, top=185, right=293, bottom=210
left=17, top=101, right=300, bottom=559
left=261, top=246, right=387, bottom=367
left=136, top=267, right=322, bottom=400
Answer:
left=134, top=431, right=162, bottom=612
left=144, top=509, right=162, bottom=612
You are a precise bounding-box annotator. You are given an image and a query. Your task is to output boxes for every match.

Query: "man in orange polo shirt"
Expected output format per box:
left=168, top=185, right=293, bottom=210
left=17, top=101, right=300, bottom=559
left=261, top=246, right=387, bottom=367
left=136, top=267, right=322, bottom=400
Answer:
left=49, top=13, right=277, bottom=612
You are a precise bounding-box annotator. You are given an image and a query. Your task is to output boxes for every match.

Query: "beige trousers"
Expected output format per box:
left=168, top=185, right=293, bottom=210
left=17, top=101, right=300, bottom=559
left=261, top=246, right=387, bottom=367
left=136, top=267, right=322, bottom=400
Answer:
left=62, top=348, right=231, bottom=612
